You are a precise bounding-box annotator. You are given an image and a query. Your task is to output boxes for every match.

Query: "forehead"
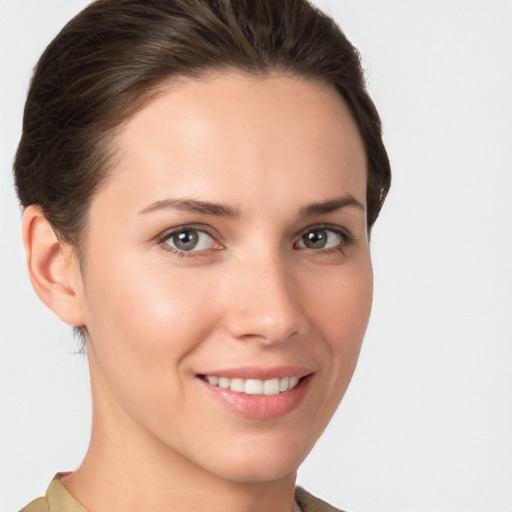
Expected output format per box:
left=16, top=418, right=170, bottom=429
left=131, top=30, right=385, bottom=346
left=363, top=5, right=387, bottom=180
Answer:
left=98, top=71, right=367, bottom=216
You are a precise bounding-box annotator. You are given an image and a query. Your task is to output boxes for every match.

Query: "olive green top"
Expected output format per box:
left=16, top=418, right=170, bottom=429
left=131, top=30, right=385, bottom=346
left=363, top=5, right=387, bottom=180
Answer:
left=19, top=474, right=344, bottom=512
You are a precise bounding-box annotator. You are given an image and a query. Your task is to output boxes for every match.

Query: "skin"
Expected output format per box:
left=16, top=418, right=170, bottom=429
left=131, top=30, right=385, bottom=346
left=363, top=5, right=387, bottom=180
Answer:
left=23, top=71, right=372, bottom=512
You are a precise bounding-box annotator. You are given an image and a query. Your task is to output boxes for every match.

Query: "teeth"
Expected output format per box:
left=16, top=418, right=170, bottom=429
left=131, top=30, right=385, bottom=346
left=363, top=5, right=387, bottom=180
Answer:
left=229, top=378, right=245, bottom=392
left=245, top=379, right=263, bottom=394
left=203, top=375, right=302, bottom=395
left=218, top=377, right=230, bottom=389
left=279, top=376, right=289, bottom=392
left=263, top=378, right=280, bottom=395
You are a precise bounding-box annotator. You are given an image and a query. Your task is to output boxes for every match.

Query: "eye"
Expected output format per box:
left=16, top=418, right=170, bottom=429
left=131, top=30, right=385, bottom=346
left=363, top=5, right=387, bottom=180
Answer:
left=296, top=226, right=352, bottom=251
left=161, top=227, right=218, bottom=253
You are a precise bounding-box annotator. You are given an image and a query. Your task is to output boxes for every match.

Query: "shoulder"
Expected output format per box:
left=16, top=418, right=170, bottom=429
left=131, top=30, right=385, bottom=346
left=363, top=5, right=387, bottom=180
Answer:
left=18, top=497, right=49, bottom=512
left=17, top=473, right=87, bottom=512
left=295, top=487, right=347, bottom=512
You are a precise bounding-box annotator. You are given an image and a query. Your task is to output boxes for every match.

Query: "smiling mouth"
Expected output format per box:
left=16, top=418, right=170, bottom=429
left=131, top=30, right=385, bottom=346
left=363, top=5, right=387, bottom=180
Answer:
left=198, top=371, right=312, bottom=419
left=199, top=375, right=302, bottom=395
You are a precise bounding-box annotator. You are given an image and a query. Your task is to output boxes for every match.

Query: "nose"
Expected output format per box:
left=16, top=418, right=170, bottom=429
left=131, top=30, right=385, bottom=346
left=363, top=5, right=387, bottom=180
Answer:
left=222, top=254, right=304, bottom=345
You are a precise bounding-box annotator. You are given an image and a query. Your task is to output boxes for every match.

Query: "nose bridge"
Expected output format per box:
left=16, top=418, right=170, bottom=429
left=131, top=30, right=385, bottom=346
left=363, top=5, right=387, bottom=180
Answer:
left=224, top=248, right=302, bottom=344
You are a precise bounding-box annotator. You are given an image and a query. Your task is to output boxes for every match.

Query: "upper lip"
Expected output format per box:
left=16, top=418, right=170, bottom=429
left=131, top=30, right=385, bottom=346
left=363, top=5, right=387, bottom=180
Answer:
left=197, top=366, right=313, bottom=380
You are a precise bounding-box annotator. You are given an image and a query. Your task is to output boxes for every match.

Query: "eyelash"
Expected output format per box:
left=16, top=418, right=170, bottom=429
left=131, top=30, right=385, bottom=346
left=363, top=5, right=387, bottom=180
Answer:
left=294, top=224, right=355, bottom=255
left=156, top=223, right=355, bottom=258
left=157, top=225, right=218, bottom=258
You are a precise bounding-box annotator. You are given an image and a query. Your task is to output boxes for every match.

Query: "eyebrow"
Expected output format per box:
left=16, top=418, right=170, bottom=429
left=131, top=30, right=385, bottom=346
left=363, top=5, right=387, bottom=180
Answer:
left=140, top=194, right=364, bottom=218
left=300, top=195, right=365, bottom=216
left=139, top=198, right=239, bottom=217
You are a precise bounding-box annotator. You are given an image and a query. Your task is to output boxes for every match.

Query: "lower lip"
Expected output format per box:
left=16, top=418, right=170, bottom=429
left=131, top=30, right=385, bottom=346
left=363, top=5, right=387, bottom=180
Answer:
left=198, top=375, right=312, bottom=420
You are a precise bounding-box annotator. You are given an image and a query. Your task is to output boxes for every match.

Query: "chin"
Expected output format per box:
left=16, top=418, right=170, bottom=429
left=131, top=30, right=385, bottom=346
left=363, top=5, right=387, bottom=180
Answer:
left=207, top=456, right=301, bottom=484
left=193, top=431, right=315, bottom=484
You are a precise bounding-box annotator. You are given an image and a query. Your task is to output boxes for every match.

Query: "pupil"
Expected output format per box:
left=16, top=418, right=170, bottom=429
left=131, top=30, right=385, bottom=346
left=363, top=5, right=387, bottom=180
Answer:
left=173, top=230, right=199, bottom=250
left=304, top=230, right=327, bottom=249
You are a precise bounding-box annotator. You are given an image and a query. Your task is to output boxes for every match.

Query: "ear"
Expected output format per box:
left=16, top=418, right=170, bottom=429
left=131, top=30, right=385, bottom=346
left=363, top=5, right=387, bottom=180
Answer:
left=22, top=205, right=86, bottom=327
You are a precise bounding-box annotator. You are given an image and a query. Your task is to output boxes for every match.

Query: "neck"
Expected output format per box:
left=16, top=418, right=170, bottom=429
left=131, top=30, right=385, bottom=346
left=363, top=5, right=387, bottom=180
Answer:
left=62, top=361, right=297, bottom=512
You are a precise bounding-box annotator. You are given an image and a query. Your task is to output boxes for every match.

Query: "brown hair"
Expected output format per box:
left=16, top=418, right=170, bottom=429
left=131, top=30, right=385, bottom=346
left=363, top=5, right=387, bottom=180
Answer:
left=14, top=0, right=391, bottom=251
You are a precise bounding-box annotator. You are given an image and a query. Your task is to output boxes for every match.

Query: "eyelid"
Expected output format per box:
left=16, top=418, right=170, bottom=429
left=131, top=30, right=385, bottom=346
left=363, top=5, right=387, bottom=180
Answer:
left=156, top=223, right=211, bottom=241
left=156, top=224, right=223, bottom=256
left=296, top=223, right=354, bottom=239
left=294, top=223, right=355, bottom=250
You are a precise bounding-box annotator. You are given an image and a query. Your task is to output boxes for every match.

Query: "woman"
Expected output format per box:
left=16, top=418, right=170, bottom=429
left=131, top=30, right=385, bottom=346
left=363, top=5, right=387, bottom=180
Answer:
left=14, top=0, right=390, bottom=510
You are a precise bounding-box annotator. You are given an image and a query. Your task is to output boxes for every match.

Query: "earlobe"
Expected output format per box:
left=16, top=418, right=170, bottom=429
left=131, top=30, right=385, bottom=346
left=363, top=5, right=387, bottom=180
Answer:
left=22, top=205, right=86, bottom=327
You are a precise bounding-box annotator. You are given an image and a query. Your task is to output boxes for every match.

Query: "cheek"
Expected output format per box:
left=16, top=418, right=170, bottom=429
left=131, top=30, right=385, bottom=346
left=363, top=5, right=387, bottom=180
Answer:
left=81, top=252, right=219, bottom=394
left=304, top=259, right=373, bottom=382
left=307, top=257, right=372, bottom=331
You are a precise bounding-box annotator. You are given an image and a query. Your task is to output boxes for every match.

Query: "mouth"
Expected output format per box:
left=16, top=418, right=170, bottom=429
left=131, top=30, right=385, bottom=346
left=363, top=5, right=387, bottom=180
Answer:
left=199, top=375, right=301, bottom=395
left=197, top=368, right=313, bottom=420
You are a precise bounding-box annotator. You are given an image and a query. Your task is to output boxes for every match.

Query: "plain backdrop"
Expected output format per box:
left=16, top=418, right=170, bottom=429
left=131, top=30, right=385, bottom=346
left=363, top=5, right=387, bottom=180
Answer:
left=1, top=1, right=511, bottom=511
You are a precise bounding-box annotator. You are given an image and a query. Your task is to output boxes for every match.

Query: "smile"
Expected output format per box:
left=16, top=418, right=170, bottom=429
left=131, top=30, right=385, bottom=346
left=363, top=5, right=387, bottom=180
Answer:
left=201, top=375, right=300, bottom=395
left=198, top=370, right=313, bottom=420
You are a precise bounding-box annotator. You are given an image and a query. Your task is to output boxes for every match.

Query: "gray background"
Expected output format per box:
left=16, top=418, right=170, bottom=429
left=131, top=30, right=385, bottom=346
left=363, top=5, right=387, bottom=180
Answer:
left=1, top=0, right=511, bottom=510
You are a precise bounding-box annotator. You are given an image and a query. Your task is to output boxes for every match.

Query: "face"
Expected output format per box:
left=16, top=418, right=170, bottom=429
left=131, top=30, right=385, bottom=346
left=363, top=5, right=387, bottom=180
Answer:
left=77, top=71, right=372, bottom=484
